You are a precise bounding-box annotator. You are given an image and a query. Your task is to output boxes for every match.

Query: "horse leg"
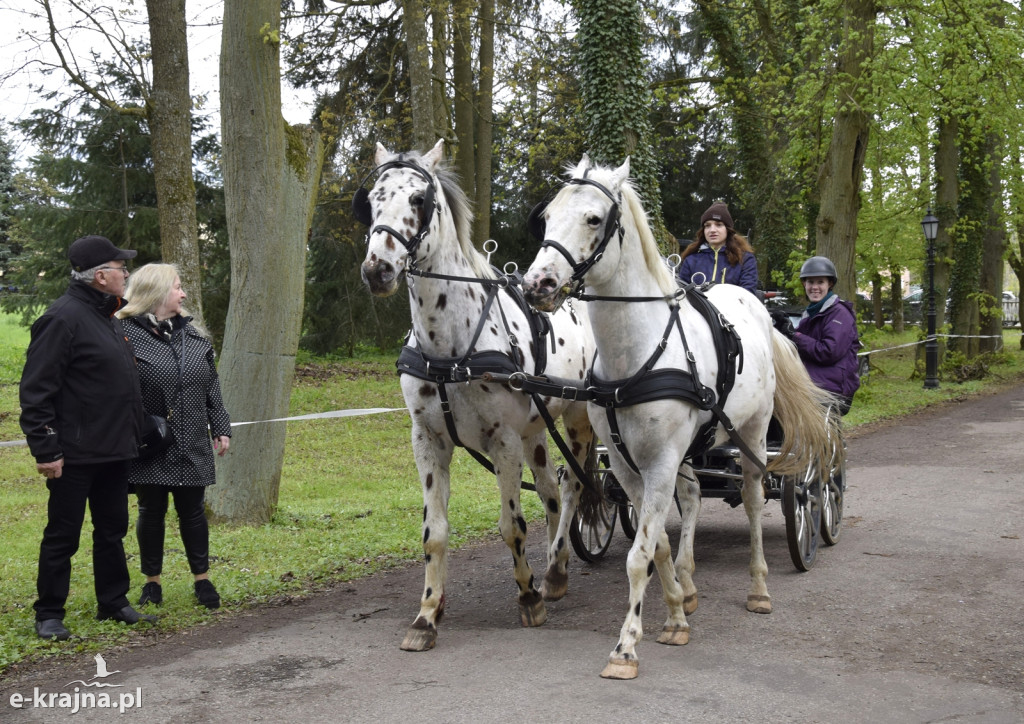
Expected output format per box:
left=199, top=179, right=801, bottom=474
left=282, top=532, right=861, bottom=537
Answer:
left=495, top=443, right=546, bottom=627
left=740, top=456, right=771, bottom=614
left=400, top=432, right=453, bottom=651
left=523, top=435, right=567, bottom=601
left=540, top=405, right=596, bottom=602
left=654, top=526, right=691, bottom=646
left=601, top=474, right=676, bottom=680
left=673, top=462, right=701, bottom=615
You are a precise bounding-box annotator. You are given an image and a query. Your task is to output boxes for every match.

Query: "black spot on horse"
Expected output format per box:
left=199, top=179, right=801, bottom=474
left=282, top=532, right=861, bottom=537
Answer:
left=425, top=472, right=433, bottom=489
left=436, top=294, right=447, bottom=310
left=547, top=498, right=558, bottom=513
left=516, top=516, right=527, bottom=534
left=426, top=587, right=433, bottom=598
left=534, top=445, right=547, bottom=467
left=558, top=337, right=565, bottom=346
left=419, top=385, right=437, bottom=397
left=634, top=601, right=642, bottom=616
left=647, top=560, right=655, bottom=577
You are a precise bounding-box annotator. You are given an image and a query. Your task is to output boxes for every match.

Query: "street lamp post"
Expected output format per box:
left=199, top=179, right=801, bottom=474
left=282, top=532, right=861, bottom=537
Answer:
left=921, top=210, right=939, bottom=389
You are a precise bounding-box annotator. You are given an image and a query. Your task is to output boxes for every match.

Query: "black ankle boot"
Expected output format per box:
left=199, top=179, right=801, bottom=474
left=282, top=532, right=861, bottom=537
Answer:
left=139, top=581, right=163, bottom=606
left=194, top=579, right=221, bottom=609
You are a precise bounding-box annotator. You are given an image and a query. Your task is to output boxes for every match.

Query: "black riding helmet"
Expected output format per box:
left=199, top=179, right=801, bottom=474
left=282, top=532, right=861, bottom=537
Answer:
left=799, top=256, right=837, bottom=283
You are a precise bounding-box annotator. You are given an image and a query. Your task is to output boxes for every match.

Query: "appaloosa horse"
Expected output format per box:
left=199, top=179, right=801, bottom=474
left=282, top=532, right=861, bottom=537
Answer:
left=356, top=139, right=597, bottom=651
left=521, top=155, right=841, bottom=679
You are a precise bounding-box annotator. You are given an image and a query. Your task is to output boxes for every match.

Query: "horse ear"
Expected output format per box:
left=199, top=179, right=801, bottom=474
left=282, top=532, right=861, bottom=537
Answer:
left=352, top=187, right=372, bottom=226
left=527, top=201, right=547, bottom=241
left=422, top=139, right=445, bottom=169
left=575, top=153, right=592, bottom=178
left=611, top=157, right=631, bottom=188
left=374, top=142, right=391, bottom=166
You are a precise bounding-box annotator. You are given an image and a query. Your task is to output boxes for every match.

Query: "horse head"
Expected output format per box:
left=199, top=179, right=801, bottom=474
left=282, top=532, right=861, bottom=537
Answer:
left=354, top=139, right=446, bottom=297
left=522, top=155, right=631, bottom=312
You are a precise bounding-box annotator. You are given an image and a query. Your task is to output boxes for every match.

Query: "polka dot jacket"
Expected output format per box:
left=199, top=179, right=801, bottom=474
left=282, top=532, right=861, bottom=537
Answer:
left=124, top=315, right=231, bottom=487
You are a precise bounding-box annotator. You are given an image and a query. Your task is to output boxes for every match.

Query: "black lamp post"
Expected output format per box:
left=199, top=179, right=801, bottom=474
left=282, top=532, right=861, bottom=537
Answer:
left=921, top=209, right=939, bottom=389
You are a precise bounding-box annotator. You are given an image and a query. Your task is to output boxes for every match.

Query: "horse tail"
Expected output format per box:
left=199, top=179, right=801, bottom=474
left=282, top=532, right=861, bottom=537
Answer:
left=767, top=329, right=845, bottom=477
left=575, top=441, right=605, bottom=530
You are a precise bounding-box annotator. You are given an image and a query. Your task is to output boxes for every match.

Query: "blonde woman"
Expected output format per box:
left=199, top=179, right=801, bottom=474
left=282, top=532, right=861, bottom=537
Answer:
left=118, top=264, right=231, bottom=609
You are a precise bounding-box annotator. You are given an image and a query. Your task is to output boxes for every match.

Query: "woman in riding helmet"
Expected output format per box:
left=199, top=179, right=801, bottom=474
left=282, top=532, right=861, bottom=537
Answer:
left=677, top=202, right=759, bottom=294
left=772, top=255, right=862, bottom=414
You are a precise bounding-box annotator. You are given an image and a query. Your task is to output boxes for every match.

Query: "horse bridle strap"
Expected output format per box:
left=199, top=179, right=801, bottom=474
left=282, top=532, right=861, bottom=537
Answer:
left=352, top=159, right=437, bottom=257
left=539, top=178, right=624, bottom=292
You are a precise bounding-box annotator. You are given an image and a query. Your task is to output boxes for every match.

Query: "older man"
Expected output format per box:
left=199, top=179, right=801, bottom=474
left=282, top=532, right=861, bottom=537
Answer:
left=20, top=235, right=156, bottom=640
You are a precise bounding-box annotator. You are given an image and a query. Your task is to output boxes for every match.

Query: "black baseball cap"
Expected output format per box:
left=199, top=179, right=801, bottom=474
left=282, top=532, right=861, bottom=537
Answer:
left=68, top=235, right=137, bottom=272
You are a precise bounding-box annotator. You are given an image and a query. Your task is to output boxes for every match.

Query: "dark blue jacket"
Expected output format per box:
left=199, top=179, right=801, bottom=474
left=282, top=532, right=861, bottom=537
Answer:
left=793, top=295, right=861, bottom=399
left=677, top=244, right=759, bottom=293
left=20, top=281, right=144, bottom=463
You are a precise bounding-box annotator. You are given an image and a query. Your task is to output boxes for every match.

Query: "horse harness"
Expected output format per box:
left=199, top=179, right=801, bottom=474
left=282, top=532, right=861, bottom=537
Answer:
left=527, top=174, right=770, bottom=480
left=354, top=157, right=591, bottom=489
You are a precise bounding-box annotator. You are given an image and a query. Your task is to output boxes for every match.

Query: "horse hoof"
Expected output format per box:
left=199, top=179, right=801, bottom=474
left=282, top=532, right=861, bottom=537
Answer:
left=746, top=594, right=772, bottom=614
left=399, top=617, right=437, bottom=651
left=683, top=593, right=698, bottom=615
left=656, top=624, right=690, bottom=646
left=519, top=600, right=548, bottom=627
left=600, top=658, right=639, bottom=680
left=541, top=569, right=568, bottom=601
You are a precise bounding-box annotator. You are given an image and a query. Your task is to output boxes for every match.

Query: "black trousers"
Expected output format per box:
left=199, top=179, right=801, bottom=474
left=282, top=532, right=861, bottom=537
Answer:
left=34, top=460, right=132, bottom=621
left=135, top=485, right=210, bottom=576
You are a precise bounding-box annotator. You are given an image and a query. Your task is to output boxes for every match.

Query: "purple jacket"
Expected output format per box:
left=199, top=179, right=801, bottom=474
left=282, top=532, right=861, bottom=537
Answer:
left=678, top=244, right=759, bottom=294
left=793, top=295, right=861, bottom=398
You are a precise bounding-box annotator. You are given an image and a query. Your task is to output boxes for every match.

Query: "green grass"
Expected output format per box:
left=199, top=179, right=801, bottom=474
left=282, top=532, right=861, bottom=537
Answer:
left=1, top=312, right=1022, bottom=676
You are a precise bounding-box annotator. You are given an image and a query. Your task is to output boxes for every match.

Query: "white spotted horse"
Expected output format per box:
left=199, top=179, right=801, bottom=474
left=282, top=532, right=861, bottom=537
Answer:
left=521, top=155, right=841, bottom=679
left=354, top=139, right=598, bottom=652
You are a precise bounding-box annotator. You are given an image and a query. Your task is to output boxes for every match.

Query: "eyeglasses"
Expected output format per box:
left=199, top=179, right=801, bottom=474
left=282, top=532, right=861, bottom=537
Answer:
left=98, top=266, right=130, bottom=276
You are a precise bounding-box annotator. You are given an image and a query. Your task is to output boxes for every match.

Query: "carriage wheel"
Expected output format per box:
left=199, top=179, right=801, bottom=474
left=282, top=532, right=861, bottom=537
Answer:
left=569, top=500, right=617, bottom=562
left=821, top=455, right=846, bottom=546
left=782, top=463, right=822, bottom=571
left=600, top=454, right=637, bottom=540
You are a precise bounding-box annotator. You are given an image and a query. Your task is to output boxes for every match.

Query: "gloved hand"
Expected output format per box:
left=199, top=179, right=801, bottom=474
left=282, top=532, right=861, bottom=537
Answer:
left=770, top=310, right=796, bottom=339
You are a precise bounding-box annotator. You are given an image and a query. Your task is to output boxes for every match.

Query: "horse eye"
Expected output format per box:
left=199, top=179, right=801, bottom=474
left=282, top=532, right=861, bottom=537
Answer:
left=411, top=192, right=425, bottom=208
left=587, top=214, right=602, bottom=227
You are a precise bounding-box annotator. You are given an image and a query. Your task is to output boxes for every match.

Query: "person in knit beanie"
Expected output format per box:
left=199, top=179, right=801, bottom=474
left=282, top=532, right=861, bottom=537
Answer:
left=677, top=202, right=758, bottom=294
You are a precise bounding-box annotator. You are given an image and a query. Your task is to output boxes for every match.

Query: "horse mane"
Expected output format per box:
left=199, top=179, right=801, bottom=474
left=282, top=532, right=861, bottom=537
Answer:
left=434, top=163, right=496, bottom=280
left=619, top=183, right=677, bottom=296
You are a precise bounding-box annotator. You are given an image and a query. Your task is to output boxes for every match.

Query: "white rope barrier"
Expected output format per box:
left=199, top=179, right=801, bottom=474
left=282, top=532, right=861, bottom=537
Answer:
left=859, top=332, right=1006, bottom=357
left=0, top=407, right=408, bottom=448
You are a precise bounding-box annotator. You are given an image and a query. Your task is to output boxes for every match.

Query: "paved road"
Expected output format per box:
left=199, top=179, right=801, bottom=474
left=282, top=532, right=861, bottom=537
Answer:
left=3, top=386, right=1024, bottom=723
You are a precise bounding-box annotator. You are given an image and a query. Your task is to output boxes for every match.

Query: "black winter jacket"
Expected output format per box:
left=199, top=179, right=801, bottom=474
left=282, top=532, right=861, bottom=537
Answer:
left=19, top=281, right=144, bottom=464
left=124, top=315, right=231, bottom=487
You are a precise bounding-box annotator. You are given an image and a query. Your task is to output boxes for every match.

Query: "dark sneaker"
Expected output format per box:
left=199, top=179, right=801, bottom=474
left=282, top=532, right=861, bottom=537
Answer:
left=35, top=618, right=71, bottom=641
left=194, top=579, right=221, bottom=609
left=139, top=581, right=163, bottom=606
left=97, top=605, right=158, bottom=625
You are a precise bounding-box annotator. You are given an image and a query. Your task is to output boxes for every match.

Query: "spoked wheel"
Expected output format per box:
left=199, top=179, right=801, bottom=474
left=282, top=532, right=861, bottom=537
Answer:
left=569, top=498, right=617, bottom=562
left=821, top=454, right=846, bottom=546
left=618, top=498, right=638, bottom=540
left=782, top=464, right=822, bottom=572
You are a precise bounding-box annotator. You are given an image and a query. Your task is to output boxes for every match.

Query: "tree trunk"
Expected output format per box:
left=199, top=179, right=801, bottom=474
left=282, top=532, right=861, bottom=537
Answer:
left=144, top=0, right=202, bottom=324
left=815, top=0, right=874, bottom=301
left=933, top=114, right=957, bottom=357
left=430, top=1, right=450, bottom=140
left=208, top=0, right=325, bottom=524
left=978, top=133, right=1005, bottom=353
left=472, top=0, right=494, bottom=242
left=452, top=0, right=475, bottom=201
left=403, top=0, right=435, bottom=152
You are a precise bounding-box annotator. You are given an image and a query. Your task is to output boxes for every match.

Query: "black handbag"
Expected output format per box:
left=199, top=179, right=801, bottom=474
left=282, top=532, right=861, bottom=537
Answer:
left=138, top=413, right=174, bottom=459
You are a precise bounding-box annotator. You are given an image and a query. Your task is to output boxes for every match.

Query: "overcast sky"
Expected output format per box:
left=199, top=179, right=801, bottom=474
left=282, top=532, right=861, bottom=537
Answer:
left=0, top=0, right=314, bottom=165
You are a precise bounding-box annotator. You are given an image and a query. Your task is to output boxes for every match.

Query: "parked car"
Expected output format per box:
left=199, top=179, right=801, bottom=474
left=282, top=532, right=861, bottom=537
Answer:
left=1003, top=291, right=1020, bottom=327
